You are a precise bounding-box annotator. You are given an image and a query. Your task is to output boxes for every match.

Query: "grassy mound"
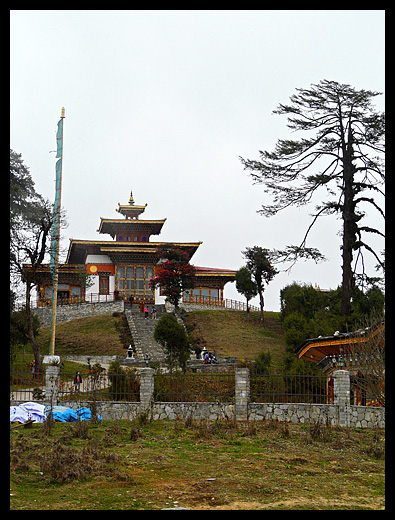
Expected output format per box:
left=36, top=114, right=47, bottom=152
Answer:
left=35, top=313, right=132, bottom=356
left=184, top=310, right=286, bottom=365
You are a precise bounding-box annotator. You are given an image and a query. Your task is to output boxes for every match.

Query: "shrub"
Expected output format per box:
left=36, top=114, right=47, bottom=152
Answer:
left=154, top=314, right=191, bottom=372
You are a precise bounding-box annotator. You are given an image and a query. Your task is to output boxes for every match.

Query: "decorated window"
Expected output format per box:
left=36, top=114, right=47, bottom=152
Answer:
left=126, top=267, right=135, bottom=291
left=116, top=265, right=155, bottom=299
left=145, top=267, right=154, bottom=291
left=117, top=267, right=125, bottom=290
left=136, top=267, right=144, bottom=295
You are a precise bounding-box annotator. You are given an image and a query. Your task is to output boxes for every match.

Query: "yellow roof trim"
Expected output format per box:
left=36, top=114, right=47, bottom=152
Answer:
left=298, top=336, right=368, bottom=359
left=101, top=248, right=157, bottom=253
left=98, top=218, right=166, bottom=224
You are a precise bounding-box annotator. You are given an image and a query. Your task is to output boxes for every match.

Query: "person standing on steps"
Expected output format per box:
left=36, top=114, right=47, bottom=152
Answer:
left=144, top=305, right=149, bottom=318
left=151, top=306, right=157, bottom=319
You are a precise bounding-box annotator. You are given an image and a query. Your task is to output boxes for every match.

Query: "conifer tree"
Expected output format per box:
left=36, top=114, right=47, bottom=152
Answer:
left=240, top=80, right=385, bottom=316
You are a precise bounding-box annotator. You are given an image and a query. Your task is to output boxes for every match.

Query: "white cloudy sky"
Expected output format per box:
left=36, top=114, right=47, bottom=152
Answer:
left=10, top=10, right=385, bottom=311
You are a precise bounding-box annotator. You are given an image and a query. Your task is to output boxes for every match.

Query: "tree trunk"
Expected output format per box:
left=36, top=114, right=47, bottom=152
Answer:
left=25, top=282, right=43, bottom=378
left=341, top=145, right=357, bottom=317
left=258, top=291, right=264, bottom=323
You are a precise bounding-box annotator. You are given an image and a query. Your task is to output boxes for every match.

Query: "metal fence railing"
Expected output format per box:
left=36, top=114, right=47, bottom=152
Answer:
left=250, top=369, right=330, bottom=404
left=14, top=293, right=117, bottom=311
left=10, top=372, right=46, bottom=402
left=154, top=371, right=235, bottom=402
left=57, top=371, right=140, bottom=402
left=10, top=370, right=140, bottom=403
left=11, top=367, right=384, bottom=407
left=182, top=294, right=260, bottom=312
left=350, top=374, right=385, bottom=407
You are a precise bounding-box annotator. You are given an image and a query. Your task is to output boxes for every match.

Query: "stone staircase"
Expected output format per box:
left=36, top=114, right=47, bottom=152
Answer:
left=124, top=304, right=167, bottom=362
left=123, top=303, right=238, bottom=369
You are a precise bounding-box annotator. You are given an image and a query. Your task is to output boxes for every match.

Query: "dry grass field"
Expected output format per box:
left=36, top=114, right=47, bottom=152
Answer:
left=10, top=418, right=385, bottom=510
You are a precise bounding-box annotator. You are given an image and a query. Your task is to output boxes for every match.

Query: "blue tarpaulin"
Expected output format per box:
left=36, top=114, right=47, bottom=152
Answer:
left=44, top=406, right=102, bottom=422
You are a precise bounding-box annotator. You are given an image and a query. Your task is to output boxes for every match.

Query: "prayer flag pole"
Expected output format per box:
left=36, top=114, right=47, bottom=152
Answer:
left=49, top=107, right=65, bottom=356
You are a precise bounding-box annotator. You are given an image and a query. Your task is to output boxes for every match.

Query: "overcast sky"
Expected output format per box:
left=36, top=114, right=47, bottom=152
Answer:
left=10, top=10, right=385, bottom=311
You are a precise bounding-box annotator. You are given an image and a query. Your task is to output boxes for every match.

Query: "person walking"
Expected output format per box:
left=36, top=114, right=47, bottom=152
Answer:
left=74, top=371, right=83, bottom=392
left=151, top=306, right=157, bottom=319
left=144, top=305, right=149, bottom=318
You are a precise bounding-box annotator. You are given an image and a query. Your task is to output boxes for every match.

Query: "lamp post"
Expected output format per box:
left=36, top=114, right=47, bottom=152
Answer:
left=144, top=353, right=151, bottom=367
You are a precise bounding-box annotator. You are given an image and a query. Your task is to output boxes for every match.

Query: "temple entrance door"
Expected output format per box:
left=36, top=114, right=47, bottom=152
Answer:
left=57, top=290, right=69, bottom=305
left=99, top=276, right=109, bottom=295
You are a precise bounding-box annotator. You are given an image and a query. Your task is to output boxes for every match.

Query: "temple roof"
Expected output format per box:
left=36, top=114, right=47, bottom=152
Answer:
left=115, top=190, right=147, bottom=219
left=194, top=266, right=236, bottom=276
left=97, top=190, right=166, bottom=238
left=66, top=239, right=202, bottom=264
left=97, top=218, right=166, bottom=238
left=296, top=323, right=385, bottom=364
left=116, top=203, right=147, bottom=219
left=21, top=263, right=84, bottom=284
left=192, top=266, right=236, bottom=287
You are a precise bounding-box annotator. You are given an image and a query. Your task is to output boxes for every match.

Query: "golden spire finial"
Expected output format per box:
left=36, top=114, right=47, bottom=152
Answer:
left=129, top=190, right=134, bottom=205
left=61, top=107, right=65, bottom=118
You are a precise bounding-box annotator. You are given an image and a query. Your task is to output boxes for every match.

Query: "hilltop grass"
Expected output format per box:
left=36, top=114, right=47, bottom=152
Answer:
left=184, top=310, right=286, bottom=366
left=30, top=309, right=285, bottom=364
left=35, top=314, right=131, bottom=356
left=10, top=419, right=385, bottom=510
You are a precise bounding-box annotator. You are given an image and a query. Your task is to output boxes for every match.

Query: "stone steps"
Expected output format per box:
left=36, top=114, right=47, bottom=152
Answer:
left=124, top=304, right=240, bottom=367
left=124, top=304, right=167, bottom=362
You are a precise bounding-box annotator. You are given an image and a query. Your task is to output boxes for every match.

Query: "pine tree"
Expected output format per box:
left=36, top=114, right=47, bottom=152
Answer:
left=240, top=80, right=385, bottom=316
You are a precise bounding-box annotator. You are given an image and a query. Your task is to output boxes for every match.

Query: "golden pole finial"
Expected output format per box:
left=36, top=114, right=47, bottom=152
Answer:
left=61, top=107, right=65, bottom=118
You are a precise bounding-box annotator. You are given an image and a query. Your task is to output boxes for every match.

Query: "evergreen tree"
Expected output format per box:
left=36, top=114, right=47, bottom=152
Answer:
left=242, top=246, right=278, bottom=322
left=154, top=314, right=191, bottom=372
left=235, top=267, right=258, bottom=313
left=240, top=80, right=385, bottom=316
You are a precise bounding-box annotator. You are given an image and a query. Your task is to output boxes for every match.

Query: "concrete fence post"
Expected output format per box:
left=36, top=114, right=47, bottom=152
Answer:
left=139, top=367, right=154, bottom=410
left=44, top=364, right=60, bottom=408
left=235, top=367, right=250, bottom=420
left=333, top=369, right=350, bottom=427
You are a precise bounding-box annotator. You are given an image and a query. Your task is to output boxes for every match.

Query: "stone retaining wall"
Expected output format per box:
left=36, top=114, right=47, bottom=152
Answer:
left=59, top=400, right=235, bottom=421
left=55, top=399, right=383, bottom=428
left=247, top=402, right=384, bottom=429
left=32, top=300, right=125, bottom=326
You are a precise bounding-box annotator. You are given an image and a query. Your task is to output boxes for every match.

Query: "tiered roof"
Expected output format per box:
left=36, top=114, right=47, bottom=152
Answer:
left=67, top=190, right=202, bottom=264
left=97, top=190, right=166, bottom=239
left=116, top=191, right=147, bottom=219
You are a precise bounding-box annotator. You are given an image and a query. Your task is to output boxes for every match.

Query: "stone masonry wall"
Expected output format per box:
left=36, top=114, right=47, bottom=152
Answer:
left=32, top=300, right=125, bottom=327
left=247, top=403, right=384, bottom=429
left=14, top=367, right=384, bottom=429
